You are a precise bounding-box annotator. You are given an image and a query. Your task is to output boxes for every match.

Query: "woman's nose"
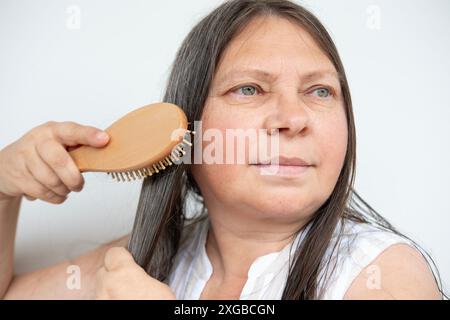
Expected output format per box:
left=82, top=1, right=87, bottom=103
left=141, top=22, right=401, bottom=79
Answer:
left=263, top=91, right=310, bottom=138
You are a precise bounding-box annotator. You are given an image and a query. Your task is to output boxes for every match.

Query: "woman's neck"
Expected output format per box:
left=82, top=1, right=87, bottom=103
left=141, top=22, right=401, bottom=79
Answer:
left=205, top=212, right=307, bottom=282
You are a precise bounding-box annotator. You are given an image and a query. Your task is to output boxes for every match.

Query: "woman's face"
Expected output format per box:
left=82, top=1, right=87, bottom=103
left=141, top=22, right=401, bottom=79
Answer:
left=191, top=16, right=348, bottom=224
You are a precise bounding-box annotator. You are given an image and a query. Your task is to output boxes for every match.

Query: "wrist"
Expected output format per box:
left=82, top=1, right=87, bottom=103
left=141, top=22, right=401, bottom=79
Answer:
left=0, top=193, right=21, bottom=204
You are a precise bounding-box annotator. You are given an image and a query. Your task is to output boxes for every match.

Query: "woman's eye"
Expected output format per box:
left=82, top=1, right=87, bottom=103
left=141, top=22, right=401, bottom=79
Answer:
left=234, top=85, right=258, bottom=96
left=311, top=87, right=331, bottom=98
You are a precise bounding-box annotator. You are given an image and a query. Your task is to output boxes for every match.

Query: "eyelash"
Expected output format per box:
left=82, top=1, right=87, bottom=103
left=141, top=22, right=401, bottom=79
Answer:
left=230, top=84, right=262, bottom=96
left=308, top=86, right=335, bottom=98
left=230, top=84, right=335, bottom=98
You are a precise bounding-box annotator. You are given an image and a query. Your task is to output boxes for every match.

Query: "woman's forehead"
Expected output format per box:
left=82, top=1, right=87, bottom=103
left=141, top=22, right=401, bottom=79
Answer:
left=223, top=15, right=325, bottom=58
left=213, top=56, right=338, bottom=88
left=214, top=16, right=336, bottom=83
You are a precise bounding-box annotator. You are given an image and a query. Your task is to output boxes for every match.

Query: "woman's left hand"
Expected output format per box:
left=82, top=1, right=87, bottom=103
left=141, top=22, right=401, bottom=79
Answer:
left=95, top=247, right=176, bottom=300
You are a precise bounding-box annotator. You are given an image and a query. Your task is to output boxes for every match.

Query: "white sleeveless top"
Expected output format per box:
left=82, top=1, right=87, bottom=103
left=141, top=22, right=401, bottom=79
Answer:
left=166, top=216, right=414, bottom=299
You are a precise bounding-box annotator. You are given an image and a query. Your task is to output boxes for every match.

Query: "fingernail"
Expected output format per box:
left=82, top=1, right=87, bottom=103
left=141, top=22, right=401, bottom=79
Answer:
left=96, top=131, right=109, bottom=141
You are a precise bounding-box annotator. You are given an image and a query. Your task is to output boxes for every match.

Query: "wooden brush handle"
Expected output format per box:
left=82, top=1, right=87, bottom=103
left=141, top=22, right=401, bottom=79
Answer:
left=68, top=102, right=188, bottom=173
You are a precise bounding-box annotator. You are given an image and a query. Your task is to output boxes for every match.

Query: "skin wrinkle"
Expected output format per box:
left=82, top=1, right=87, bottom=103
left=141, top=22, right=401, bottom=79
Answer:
left=191, top=15, right=348, bottom=297
left=122, top=1, right=444, bottom=300
left=1, top=1, right=443, bottom=301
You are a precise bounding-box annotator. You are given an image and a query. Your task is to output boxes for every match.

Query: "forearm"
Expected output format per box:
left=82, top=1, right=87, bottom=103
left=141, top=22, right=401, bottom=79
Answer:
left=3, top=233, right=130, bottom=299
left=0, top=196, right=22, bottom=298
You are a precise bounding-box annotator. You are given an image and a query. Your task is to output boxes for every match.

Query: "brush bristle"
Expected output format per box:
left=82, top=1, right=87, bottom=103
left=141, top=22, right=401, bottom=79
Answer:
left=107, top=129, right=195, bottom=182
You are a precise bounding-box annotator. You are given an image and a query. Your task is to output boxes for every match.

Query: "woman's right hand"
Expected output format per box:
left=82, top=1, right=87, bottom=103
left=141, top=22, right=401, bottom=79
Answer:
left=0, top=121, right=110, bottom=204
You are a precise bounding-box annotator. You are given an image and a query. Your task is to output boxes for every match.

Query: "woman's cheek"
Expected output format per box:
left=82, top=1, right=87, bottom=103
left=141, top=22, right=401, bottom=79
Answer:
left=191, top=163, right=245, bottom=211
left=316, top=120, right=348, bottom=196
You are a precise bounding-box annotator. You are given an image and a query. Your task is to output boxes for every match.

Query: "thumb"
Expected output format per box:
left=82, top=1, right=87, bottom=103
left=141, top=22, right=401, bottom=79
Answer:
left=52, top=122, right=110, bottom=148
left=104, top=247, right=136, bottom=271
left=89, top=130, right=110, bottom=147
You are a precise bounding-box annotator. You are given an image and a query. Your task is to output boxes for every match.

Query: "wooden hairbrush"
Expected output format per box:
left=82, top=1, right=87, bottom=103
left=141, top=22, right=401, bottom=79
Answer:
left=68, top=102, right=194, bottom=182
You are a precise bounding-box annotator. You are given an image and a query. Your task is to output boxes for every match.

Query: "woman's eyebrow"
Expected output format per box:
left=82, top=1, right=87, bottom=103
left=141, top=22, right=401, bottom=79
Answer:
left=214, top=69, right=276, bottom=85
left=301, top=69, right=341, bottom=83
left=215, top=68, right=341, bottom=84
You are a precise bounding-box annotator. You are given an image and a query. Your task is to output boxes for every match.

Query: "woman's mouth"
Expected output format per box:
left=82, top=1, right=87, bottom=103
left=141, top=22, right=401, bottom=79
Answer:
left=250, top=156, right=313, bottom=177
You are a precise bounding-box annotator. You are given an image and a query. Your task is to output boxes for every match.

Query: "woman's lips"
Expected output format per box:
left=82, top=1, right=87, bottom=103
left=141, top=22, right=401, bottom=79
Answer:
left=252, top=163, right=311, bottom=176
left=250, top=156, right=313, bottom=176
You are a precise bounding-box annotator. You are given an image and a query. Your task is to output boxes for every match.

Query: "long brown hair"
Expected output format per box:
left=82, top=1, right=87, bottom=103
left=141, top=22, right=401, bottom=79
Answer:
left=127, top=0, right=446, bottom=299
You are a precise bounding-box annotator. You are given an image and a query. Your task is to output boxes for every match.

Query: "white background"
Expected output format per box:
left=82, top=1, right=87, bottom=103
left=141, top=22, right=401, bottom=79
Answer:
left=1, top=0, right=449, bottom=292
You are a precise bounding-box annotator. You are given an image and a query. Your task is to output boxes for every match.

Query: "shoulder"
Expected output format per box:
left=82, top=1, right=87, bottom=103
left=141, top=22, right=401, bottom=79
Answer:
left=343, top=239, right=441, bottom=299
left=321, top=219, right=441, bottom=299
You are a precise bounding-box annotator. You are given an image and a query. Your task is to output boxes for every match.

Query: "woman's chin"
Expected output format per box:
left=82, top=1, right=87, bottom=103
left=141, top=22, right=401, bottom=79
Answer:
left=248, top=193, right=318, bottom=220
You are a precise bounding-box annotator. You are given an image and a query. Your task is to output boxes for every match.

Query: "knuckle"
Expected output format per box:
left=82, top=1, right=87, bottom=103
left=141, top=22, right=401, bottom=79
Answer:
left=46, top=191, right=65, bottom=202
left=50, top=152, right=69, bottom=169
left=40, top=121, right=58, bottom=135
left=56, top=186, right=70, bottom=196
left=61, top=121, right=77, bottom=127
left=66, top=173, right=84, bottom=191
left=41, top=189, right=55, bottom=199
left=85, top=126, right=98, bottom=137
left=26, top=128, right=40, bottom=141
left=55, top=193, right=67, bottom=202
left=104, top=247, right=118, bottom=262
left=50, top=196, right=66, bottom=204
left=44, top=120, right=57, bottom=127
left=31, top=186, right=50, bottom=200
left=28, top=122, right=55, bottom=141
left=109, top=246, right=126, bottom=258
left=42, top=121, right=57, bottom=128
left=47, top=176, right=62, bottom=189
left=104, top=247, right=122, bottom=269
left=62, top=121, right=79, bottom=138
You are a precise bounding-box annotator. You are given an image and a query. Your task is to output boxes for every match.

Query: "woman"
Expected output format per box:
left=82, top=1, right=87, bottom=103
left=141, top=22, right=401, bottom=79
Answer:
left=0, top=0, right=445, bottom=299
